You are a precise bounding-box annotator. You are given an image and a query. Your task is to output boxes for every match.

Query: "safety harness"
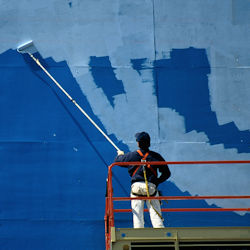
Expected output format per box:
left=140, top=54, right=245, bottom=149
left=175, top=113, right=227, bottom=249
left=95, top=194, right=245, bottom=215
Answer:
left=132, top=150, right=157, bottom=177
left=132, top=150, right=164, bottom=221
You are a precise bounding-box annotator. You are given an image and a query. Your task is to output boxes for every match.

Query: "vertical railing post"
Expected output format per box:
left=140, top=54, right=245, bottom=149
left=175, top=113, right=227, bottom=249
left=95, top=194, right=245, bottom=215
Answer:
left=108, top=165, right=114, bottom=228
left=104, top=164, right=115, bottom=250
left=104, top=177, right=110, bottom=250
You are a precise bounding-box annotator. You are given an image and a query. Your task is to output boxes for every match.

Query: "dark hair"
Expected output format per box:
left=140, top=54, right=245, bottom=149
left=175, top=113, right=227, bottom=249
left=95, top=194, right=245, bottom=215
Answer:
left=138, top=140, right=150, bottom=150
left=135, top=132, right=151, bottom=150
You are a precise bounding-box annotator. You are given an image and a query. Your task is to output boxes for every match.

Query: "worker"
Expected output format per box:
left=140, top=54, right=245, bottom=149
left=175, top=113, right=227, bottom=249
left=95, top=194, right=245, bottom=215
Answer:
left=115, top=132, right=171, bottom=228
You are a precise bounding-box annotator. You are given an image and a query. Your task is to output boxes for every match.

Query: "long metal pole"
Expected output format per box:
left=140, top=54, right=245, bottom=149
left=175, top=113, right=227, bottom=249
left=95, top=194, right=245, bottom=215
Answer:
left=28, top=53, right=121, bottom=152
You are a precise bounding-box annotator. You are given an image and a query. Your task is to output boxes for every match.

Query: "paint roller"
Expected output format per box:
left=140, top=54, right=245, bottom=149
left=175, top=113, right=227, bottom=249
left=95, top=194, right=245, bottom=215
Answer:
left=17, top=41, right=122, bottom=153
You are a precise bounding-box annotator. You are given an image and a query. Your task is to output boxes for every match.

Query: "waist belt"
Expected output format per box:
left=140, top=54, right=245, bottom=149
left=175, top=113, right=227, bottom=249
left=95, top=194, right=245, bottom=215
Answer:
left=131, top=190, right=158, bottom=197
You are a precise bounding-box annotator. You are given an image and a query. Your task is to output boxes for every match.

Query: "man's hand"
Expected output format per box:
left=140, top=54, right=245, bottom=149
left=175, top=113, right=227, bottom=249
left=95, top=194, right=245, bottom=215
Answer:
left=117, top=150, right=124, bottom=156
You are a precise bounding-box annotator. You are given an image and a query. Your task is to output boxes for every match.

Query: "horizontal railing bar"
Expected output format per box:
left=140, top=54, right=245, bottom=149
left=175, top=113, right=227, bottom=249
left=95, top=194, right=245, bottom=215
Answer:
left=114, top=208, right=250, bottom=213
left=109, top=160, right=250, bottom=169
left=112, top=195, right=250, bottom=201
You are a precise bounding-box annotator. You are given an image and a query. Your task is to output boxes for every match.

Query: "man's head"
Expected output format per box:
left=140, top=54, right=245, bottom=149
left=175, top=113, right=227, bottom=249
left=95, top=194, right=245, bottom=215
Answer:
left=135, top=132, right=150, bottom=150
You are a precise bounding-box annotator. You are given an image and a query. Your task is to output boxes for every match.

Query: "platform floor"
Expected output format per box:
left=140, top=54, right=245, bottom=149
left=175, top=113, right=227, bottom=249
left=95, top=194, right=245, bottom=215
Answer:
left=111, top=227, right=250, bottom=250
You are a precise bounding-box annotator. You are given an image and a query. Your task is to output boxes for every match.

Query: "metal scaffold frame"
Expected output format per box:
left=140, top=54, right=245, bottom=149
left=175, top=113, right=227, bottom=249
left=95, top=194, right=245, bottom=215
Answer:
left=105, top=160, right=250, bottom=250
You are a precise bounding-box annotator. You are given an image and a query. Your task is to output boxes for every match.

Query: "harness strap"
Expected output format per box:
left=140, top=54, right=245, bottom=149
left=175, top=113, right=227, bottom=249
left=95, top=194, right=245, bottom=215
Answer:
left=131, top=190, right=157, bottom=197
left=132, top=150, right=157, bottom=177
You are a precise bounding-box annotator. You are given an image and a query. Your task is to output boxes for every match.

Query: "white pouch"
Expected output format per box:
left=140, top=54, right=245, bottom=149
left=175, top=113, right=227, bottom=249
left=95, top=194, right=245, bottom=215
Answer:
left=131, top=182, right=156, bottom=196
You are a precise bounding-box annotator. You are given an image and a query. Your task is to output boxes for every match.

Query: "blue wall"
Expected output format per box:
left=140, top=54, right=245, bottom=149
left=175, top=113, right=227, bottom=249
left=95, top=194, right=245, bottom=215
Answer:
left=0, top=1, right=250, bottom=249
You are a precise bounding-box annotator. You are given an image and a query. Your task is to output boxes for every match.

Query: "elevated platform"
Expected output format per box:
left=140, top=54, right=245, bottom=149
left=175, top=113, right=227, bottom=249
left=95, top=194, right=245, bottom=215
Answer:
left=106, top=162, right=250, bottom=249
left=110, top=227, right=250, bottom=250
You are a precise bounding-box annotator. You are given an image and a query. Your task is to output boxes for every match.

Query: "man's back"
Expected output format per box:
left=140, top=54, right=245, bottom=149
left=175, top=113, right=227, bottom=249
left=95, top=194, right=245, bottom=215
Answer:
left=115, top=149, right=171, bottom=185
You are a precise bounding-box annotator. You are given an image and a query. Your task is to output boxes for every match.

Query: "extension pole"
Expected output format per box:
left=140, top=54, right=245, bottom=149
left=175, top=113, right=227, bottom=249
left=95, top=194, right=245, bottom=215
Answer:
left=28, top=53, right=121, bottom=152
left=143, top=166, right=164, bottom=221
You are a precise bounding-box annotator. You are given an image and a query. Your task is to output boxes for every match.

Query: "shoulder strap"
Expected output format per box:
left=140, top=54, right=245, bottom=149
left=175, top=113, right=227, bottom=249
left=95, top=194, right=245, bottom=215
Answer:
left=137, top=149, right=149, bottom=160
left=132, top=150, right=157, bottom=177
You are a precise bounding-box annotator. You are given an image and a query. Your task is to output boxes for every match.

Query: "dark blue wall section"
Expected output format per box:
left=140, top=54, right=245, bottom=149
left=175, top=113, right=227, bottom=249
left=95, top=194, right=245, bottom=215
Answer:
left=0, top=48, right=249, bottom=250
left=89, top=56, right=125, bottom=107
left=131, top=58, right=149, bottom=74
left=0, top=220, right=104, bottom=250
left=161, top=181, right=250, bottom=227
left=0, top=49, right=116, bottom=249
left=154, top=47, right=250, bottom=153
left=1, top=50, right=108, bottom=143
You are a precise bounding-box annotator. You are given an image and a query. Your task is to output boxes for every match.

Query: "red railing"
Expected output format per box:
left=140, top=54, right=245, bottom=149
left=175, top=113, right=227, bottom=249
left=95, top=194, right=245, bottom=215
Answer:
left=105, top=160, right=250, bottom=250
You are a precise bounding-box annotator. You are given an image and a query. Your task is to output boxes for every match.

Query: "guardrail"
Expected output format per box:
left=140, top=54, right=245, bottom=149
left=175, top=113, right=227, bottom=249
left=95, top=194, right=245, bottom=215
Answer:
left=105, top=160, right=250, bottom=250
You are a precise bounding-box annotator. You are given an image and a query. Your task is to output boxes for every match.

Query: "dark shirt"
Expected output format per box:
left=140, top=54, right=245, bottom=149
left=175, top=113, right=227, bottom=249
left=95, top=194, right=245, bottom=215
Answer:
left=114, top=149, right=171, bottom=186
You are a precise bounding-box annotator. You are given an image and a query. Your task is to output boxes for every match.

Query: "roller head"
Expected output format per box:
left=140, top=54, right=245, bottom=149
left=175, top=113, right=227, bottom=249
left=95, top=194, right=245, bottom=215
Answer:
left=17, top=41, right=37, bottom=54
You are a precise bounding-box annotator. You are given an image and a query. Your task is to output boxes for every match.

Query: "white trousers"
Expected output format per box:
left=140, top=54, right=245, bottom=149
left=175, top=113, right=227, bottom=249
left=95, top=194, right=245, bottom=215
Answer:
left=131, top=182, right=164, bottom=228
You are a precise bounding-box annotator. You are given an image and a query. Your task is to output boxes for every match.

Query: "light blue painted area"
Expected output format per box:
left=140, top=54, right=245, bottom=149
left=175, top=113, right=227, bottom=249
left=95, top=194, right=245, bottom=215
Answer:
left=0, top=0, right=250, bottom=249
left=154, top=48, right=250, bottom=153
